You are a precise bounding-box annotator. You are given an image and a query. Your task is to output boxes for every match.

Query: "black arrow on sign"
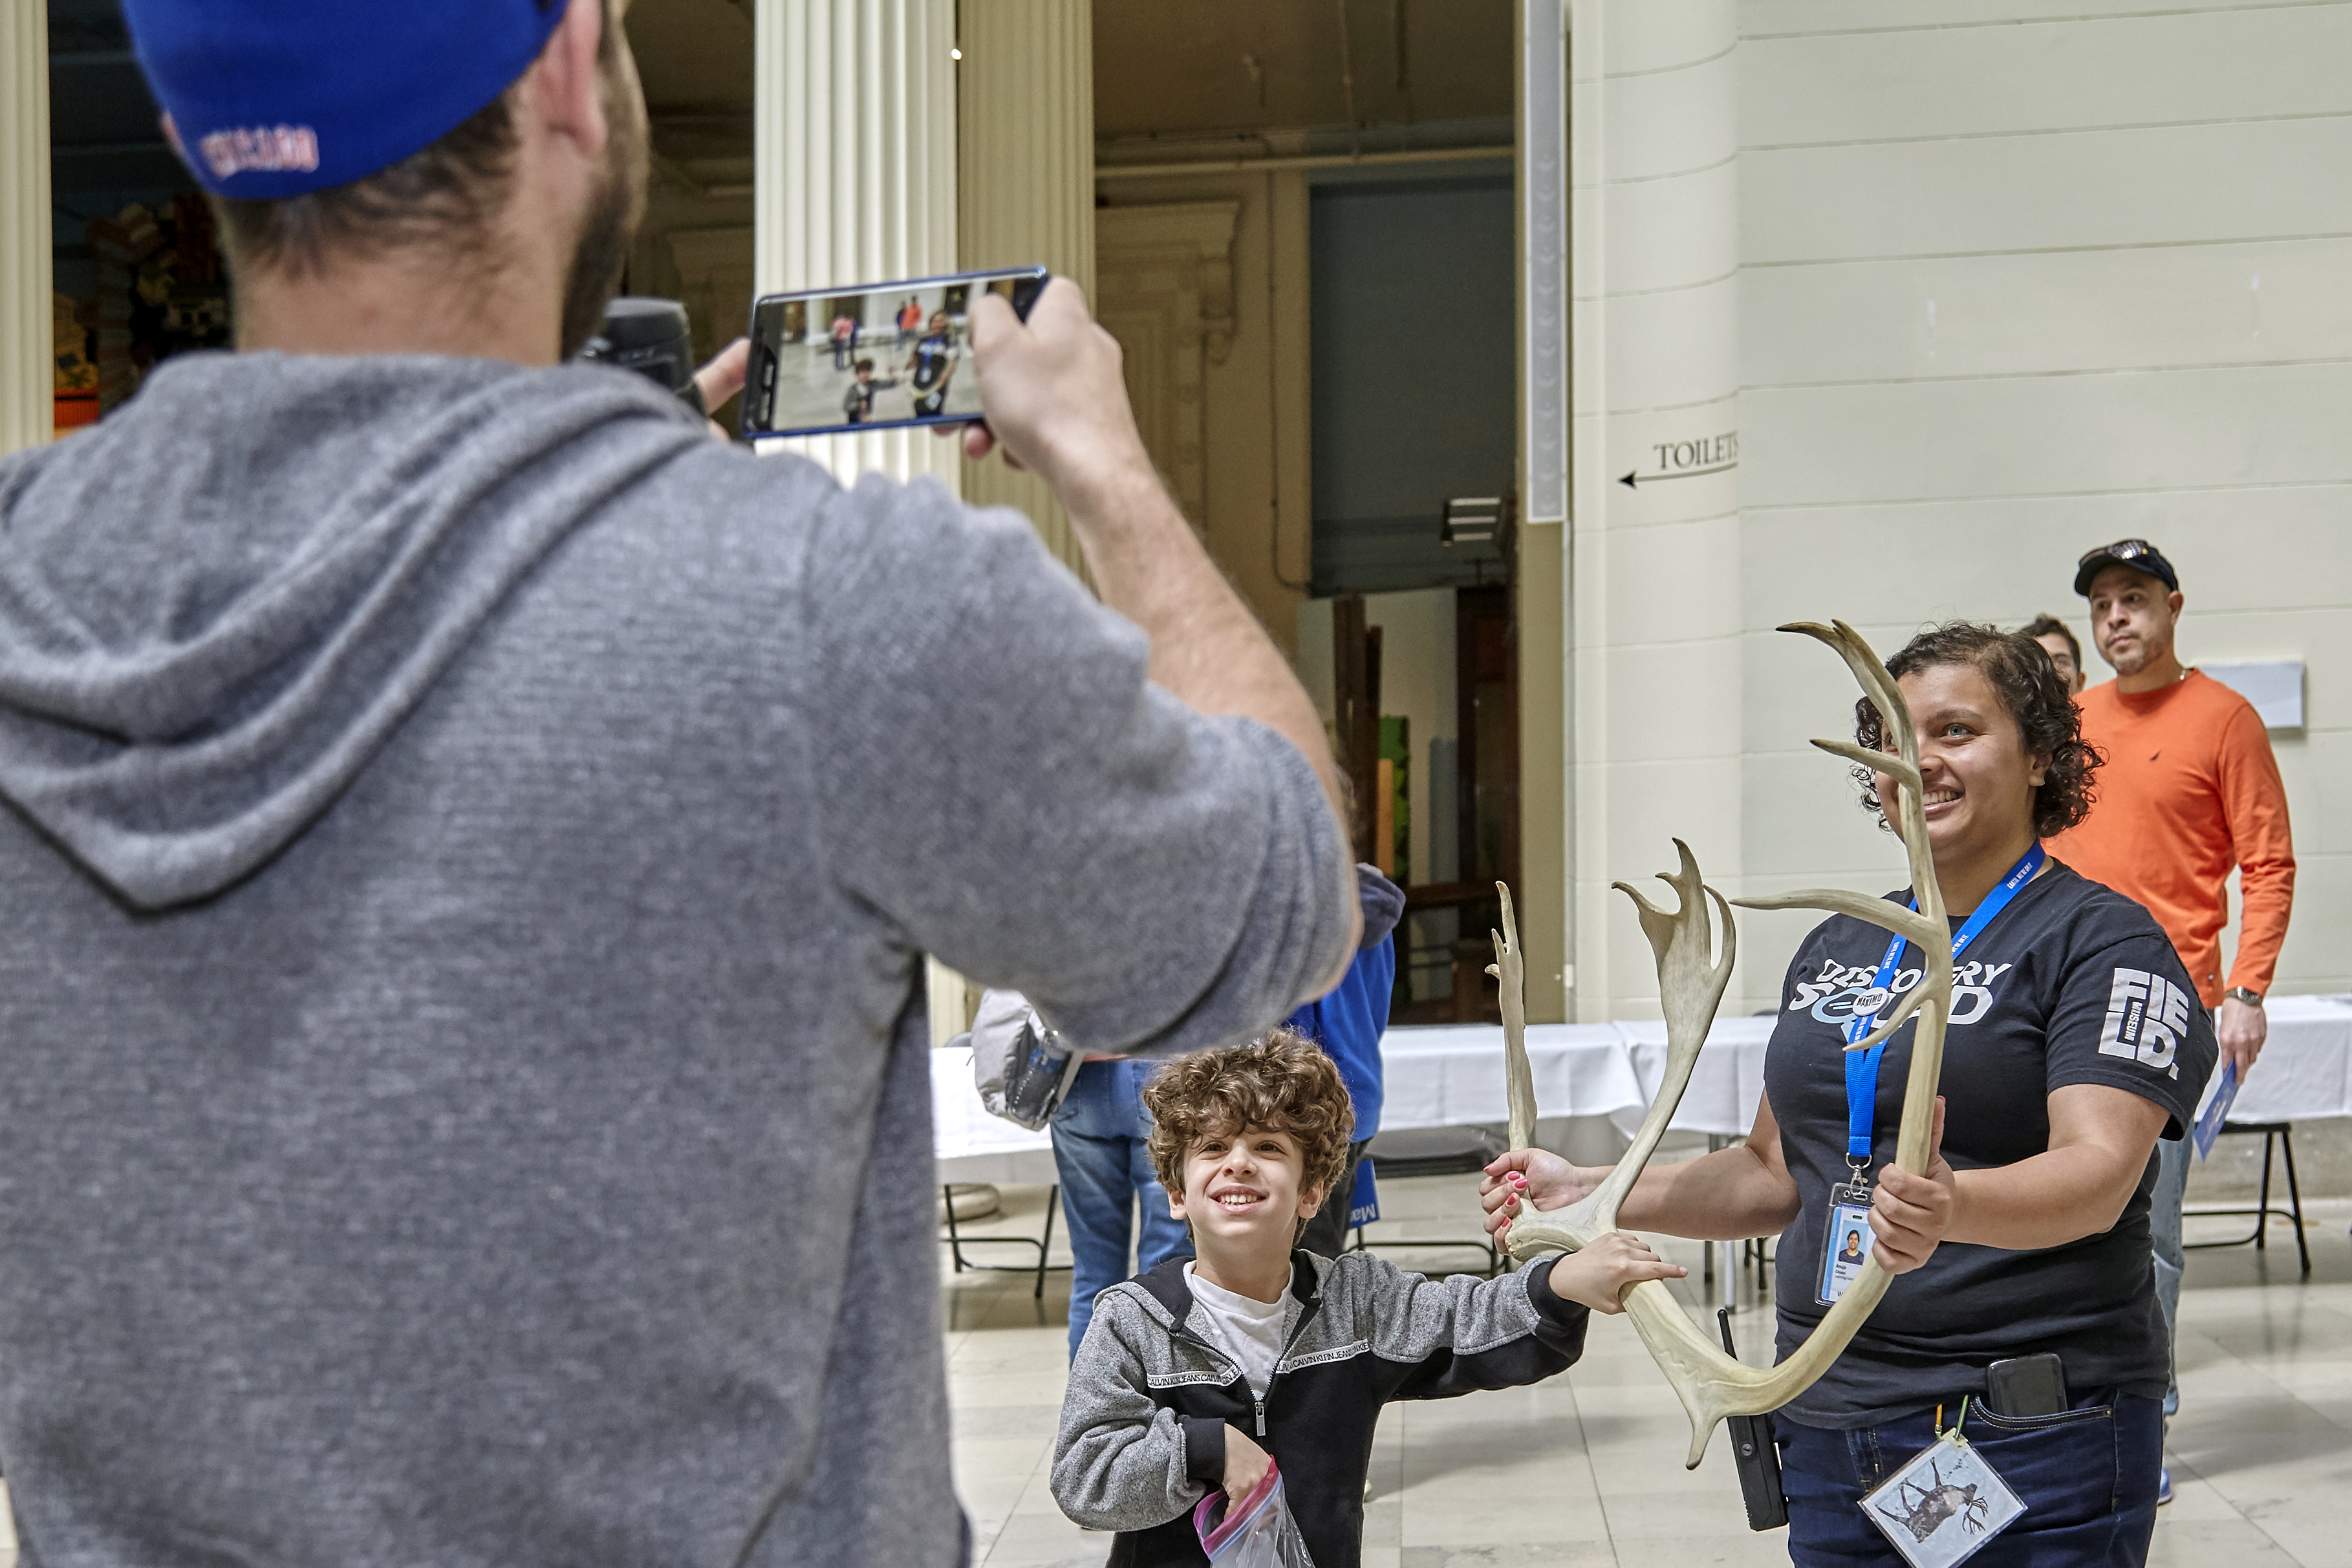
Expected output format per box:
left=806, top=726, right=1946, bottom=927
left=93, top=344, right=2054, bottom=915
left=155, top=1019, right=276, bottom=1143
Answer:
left=1621, top=461, right=1738, bottom=489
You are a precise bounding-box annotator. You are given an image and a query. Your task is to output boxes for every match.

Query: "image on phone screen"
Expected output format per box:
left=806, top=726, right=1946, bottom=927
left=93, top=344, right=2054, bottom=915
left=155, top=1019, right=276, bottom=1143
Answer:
left=740, top=266, right=1049, bottom=441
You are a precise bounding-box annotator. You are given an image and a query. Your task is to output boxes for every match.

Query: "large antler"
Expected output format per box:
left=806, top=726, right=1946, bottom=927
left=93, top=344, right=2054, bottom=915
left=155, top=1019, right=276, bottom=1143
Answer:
left=1493, top=621, right=1952, bottom=1468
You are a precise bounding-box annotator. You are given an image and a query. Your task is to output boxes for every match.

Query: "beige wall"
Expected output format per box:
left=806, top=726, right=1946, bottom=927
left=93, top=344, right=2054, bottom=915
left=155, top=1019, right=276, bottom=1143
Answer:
left=1568, top=1, right=1746, bottom=1020
left=1094, top=169, right=1313, bottom=660
left=1738, top=0, right=2352, bottom=1005
left=1568, top=0, right=2352, bottom=1016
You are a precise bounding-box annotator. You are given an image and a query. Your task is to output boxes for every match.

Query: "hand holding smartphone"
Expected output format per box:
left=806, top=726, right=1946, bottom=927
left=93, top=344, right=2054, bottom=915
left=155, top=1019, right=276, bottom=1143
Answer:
left=739, top=266, right=1049, bottom=440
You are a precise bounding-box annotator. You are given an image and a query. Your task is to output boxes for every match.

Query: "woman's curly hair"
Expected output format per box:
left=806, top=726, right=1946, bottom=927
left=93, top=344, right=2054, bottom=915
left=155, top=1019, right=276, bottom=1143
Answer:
left=1852, top=621, right=2101, bottom=839
left=1144, top=1029, right=1355, bottom=1216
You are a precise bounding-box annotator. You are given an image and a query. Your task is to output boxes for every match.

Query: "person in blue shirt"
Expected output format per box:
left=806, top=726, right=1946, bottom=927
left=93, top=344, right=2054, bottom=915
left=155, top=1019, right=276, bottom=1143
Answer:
left=1289, top=865, right=1403, bottom=1258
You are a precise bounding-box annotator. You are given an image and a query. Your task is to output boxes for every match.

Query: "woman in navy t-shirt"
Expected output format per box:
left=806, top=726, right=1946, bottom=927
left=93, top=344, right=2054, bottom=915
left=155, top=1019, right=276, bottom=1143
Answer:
left=1483, top=623, right=2212, bottom=1568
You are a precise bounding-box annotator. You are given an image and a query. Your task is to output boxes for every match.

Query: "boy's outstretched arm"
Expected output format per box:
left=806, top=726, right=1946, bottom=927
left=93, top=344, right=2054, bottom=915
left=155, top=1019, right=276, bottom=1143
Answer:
left=1350, top=1254, right=1562, bottom=1403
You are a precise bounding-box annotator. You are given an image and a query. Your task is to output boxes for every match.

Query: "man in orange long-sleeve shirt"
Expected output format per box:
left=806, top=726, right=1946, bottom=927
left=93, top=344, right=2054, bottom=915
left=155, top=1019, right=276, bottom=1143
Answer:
left=2047, top=538, right=2295, bottom=1497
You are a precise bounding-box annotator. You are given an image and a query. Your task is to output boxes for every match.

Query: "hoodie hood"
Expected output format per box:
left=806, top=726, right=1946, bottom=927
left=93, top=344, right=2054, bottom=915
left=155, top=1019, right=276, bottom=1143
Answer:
left=0, top=350, right=709, bottom=909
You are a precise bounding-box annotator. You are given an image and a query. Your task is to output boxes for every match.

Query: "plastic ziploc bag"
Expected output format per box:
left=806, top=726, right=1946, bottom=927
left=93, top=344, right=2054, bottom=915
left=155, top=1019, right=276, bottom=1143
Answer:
left=1192, top=1457, right=1316, bottom=1567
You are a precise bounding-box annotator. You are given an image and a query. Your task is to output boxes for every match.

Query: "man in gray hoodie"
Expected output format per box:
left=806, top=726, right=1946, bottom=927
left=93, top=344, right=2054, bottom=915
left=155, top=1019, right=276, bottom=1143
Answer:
left=0, top=3, right=1357, bottom=1565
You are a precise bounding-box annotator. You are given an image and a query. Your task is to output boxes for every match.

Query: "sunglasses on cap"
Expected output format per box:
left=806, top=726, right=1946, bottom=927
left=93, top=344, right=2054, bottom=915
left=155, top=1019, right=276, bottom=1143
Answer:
left=2078, top=539, right=2155, bottom=568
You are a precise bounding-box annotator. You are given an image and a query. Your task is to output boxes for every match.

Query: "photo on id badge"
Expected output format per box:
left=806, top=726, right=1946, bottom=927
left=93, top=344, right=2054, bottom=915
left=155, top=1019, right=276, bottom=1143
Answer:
left=1818, top=1185, right=1873, bottom=1305
left=1861, top=1424, right=2025, bottom=1568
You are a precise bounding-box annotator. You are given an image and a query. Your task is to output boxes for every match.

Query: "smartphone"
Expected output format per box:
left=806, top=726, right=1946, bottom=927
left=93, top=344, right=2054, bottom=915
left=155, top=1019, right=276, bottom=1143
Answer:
left=1984, top=1352, right=2068, bottom=1418
left=739, top=265, right=1049, bottom=440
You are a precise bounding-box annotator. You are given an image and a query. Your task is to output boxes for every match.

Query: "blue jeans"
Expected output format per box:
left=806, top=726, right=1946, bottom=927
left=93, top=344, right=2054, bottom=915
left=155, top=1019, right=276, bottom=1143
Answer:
left=1780, top=1391, right=2162, bottom=1567
left=1052, top=1058, right=1192, bottom=1359
left=2148, top=1132, right=2188, bottom=1417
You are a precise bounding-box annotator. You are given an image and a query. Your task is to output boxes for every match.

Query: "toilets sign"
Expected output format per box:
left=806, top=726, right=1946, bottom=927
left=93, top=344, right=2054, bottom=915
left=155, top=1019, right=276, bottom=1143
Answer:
left=1620, top=430, right=1738, bottom=488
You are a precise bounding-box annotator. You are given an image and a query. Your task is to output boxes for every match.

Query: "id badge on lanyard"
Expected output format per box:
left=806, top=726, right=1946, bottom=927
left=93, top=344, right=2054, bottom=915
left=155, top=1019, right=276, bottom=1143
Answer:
left=1819, top=843, right=2043, bottom=1307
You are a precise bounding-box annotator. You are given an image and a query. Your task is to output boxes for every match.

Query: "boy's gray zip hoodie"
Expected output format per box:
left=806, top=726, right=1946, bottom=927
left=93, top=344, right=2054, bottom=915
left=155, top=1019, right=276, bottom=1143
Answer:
left=1054, top=1249, right=1589, bottom=1567
left=0, top=351, right=1355, bottom=1568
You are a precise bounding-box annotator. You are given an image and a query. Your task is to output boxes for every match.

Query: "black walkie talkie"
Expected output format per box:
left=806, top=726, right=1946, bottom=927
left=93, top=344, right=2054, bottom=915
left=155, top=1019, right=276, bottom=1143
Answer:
left=1718, top=1306, right=1789, bottom=1531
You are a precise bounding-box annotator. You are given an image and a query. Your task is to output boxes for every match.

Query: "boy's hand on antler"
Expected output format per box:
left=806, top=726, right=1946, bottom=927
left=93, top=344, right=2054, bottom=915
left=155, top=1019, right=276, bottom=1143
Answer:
left=1220, top=1426, right=1273, bottom=1504
left=1479, top=1150, right=1599, bottom=1242
left=1541, top=1230, right=1687, bottom=1315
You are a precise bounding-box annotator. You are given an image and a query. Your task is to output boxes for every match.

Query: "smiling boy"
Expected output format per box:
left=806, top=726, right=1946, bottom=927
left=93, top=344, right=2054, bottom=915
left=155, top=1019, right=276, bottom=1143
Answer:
left=1052, top=1031, right=1683, bottom=1567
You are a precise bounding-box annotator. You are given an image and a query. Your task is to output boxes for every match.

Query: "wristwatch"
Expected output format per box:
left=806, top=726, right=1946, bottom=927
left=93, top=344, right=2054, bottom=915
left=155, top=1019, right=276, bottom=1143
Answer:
left=2225, top=986, right=2265, bottom=1008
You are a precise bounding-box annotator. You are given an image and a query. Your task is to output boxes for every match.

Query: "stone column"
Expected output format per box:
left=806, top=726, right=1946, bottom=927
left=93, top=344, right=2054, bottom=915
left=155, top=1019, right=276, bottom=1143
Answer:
left=752, top=0, right=959, bottom=490
left=956, top=0, right=1094, bottom=574
left=1519, top=0, right=1572, bottom=1023
left=1, top=0, right=53, bottom=456
left=753, top=0, right=966, bottom=1038
left=1568, top=0, right=1743, bottom=1020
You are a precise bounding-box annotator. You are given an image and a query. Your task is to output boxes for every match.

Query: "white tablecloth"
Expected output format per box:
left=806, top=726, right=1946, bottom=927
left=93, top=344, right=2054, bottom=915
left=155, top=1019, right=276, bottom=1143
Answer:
left=2199, top=994, right=2352, bottom=1123
left=1372, top=1023, right=1635, bottom=1133
left=933, top=994, right=2352, bottom=1181
left=932, top=1046, right=1061, bottom=1185
left=1614, top=1016, right=1775, bottom=1139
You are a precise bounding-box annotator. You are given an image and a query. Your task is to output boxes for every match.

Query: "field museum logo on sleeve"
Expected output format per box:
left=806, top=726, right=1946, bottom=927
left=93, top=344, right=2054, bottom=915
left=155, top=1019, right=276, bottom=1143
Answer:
left=197, top=125, right=321, bottom=181
left=2098, top=967, right=2190, bottom=1078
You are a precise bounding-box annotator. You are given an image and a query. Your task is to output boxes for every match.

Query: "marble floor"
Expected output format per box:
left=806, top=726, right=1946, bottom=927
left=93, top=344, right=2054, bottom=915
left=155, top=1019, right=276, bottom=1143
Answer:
left=942, top=1181, right=2352, bottom=1568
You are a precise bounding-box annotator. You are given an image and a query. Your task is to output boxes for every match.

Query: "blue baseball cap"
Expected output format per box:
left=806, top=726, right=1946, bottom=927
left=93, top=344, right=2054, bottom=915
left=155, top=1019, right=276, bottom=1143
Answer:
left=122, top=0, right=572, bottom=200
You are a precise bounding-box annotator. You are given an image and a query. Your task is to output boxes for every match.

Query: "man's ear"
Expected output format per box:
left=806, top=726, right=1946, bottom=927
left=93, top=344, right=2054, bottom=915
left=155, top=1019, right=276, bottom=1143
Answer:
left=1296, top=1184, right=1326, bottom=1221
left=524, top=0, right=611, bottom=161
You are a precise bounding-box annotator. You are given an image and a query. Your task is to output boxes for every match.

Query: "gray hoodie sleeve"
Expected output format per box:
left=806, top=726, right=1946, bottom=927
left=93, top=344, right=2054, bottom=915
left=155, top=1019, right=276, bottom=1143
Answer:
left=1348, top=1251, right=1589, bottom=1400
left=1050, top=1291, right=1214, bottom=1532
left=804, top=473, right=1356, bottom=1054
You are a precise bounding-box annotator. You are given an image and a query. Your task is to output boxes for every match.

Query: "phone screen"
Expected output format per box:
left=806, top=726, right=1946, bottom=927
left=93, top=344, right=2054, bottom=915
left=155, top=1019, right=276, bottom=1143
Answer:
left=739, top=266, right=1049, bottom=440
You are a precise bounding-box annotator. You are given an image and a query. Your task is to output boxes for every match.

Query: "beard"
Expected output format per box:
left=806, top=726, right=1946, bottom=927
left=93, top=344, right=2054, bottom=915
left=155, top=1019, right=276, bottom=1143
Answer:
left=557, top=71, right=650, bottom=360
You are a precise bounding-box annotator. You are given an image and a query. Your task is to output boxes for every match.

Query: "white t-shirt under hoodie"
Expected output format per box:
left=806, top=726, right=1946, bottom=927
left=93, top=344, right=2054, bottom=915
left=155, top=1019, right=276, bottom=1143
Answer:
left=1184, top=1262, right=1291, bottom=1399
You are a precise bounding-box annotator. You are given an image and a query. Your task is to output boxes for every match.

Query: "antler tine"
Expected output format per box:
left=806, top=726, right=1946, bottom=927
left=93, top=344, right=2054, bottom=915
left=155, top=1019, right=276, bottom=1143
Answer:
left=1811, top=738, right=1921, bottom=795
left=1780, top=619, right=1912, bottom=740
left=1734, top=888, right=1942, bottom=949
left=1702, top=883, right=1737, bottom=991
left=1487, top=883, right=1537, bottom=1154
left=1840, top=982, right=1932, bottom=1053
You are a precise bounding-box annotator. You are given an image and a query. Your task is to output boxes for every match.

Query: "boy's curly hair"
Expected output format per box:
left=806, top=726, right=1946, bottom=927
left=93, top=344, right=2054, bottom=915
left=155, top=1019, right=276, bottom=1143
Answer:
left=1852, top=621, right=2101, bottom=839
left=1144, top=1029, right=1355, bottom=1210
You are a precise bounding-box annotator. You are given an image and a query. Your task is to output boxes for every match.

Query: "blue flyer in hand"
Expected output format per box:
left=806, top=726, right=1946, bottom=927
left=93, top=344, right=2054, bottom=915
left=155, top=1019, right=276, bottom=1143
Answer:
left=2192, top=1062, right=2239, bottom=1162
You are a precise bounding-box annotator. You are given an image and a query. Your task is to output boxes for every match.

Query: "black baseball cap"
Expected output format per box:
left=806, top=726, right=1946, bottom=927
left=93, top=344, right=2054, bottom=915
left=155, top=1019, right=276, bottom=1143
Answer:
left=2073, top=539, right=2180, bottom=596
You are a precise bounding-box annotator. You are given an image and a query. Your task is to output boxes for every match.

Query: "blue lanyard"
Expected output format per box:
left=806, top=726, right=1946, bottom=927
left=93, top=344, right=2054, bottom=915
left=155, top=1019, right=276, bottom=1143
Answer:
left=1843, top=843, right=2046, bottom=1163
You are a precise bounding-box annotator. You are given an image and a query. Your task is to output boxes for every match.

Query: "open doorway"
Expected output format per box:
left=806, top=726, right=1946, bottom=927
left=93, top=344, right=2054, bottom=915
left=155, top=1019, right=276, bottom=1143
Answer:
left=1300, top=167, right=1518, bottom=1024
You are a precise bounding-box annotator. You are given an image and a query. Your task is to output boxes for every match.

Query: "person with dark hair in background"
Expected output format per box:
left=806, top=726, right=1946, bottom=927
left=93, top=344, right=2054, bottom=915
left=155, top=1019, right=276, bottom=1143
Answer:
left=2047, top=540, right=2296, bottom=1504
left=1485, top=622, right=2211, bottom=1567
left=2022, top=612, right=2087, bottom=696
left=903, top=309, right=960, bottom=416
left=0, top=3, right=1362, bottom=1564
